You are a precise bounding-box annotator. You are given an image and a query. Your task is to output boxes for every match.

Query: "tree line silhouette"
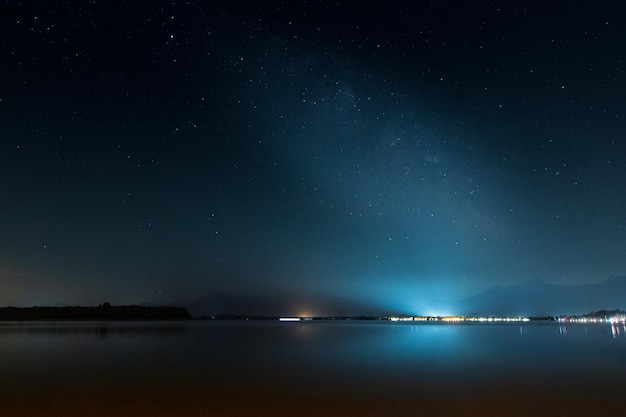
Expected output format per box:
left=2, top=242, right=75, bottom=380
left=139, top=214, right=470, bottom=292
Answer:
left=0, top=304, right=191, bottom=320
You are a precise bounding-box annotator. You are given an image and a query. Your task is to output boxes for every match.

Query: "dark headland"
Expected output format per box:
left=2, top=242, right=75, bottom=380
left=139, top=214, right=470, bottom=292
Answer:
left=0, top=304, right=191, bottom=321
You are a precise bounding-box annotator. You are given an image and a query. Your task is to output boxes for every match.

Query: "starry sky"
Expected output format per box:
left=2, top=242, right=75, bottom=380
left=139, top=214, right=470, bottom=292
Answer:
left=1, top=1, right=626, bottom=311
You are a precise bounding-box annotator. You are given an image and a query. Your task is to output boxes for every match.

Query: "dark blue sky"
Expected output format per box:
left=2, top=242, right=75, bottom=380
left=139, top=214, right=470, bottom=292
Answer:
left=1, top=1, right=626, bottom=311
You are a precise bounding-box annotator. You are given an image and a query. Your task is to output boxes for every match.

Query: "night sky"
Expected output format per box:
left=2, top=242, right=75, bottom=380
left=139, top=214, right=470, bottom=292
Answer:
left=2, top=1, right=626, bottom=311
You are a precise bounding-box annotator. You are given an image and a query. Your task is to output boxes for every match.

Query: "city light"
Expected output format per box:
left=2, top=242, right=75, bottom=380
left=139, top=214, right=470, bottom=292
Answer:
left=558, top=315, right=626, bottom=324
left=388, top=316, right=531, bottom=322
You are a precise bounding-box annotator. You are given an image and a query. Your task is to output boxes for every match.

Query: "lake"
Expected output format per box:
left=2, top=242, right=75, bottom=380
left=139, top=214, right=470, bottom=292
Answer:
left=1, top=320, right=625, bottom=416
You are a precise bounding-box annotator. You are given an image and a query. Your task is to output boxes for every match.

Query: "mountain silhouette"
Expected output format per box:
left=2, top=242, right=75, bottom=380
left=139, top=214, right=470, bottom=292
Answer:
left=175, top=277, right=626, bottom=318
left=184, top=289, right=399, bottom=318
left=455, top=276, right=626, bottom=316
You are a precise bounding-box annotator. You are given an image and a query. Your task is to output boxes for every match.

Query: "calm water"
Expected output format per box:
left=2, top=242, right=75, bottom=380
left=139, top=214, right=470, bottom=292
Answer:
left=1, top=320, right=625, bottom=416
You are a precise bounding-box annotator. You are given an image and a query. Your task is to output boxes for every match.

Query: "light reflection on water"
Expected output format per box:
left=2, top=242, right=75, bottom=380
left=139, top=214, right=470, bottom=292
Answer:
left=1, top=321, right=625, bottom=416
left=610, top=322, right=626, bottom=338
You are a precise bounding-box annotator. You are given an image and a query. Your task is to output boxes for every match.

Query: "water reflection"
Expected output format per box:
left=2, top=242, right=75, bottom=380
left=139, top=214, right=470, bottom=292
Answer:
left=1, top=321, right=625, bottom=416
left=610, top=322, right=626, bottom=338
left=0, top=321, right=188, bottom=340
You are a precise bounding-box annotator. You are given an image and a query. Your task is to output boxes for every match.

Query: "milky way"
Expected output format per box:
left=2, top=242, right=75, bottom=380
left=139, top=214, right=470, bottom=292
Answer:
left=1, top=1, right=625, bottom=311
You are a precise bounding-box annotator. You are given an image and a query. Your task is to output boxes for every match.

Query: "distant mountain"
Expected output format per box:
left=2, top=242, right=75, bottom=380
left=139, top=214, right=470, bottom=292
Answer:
left=583, top=309, right=626, bottom=319
left=455, top=276, right=626, bottom=317
left=184, top=289, right=397, bottom=318
left=169, top=276, right=626, bottom=318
